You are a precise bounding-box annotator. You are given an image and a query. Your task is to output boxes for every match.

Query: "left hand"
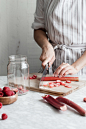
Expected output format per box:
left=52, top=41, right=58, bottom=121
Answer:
left=54, top=63, right=78, bottom=77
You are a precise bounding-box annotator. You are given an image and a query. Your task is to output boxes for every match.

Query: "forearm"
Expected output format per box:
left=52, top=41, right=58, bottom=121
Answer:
left=34, top=29, right=52, bottom=49
left=72, top=51, right=86, bottom=71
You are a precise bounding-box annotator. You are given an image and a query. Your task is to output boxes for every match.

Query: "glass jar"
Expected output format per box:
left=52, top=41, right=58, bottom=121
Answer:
left=7, top=55, right=29, bottom=95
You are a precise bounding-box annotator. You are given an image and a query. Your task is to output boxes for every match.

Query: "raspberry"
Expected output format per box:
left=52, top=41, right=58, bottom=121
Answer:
left=33, top=75, right=37, bottom=78
left=29, top=76, right=33, bottom=79
left=32, top=76, right=36, bottom=79
left=0, top=102, right=2, bottom=109
left=0, top=88, right=2, bottom=92
left=11, top=91, right=15, bottom=95
left=5, top=90, right=13, bottom=96
left=0, top=92, right=4, bottom=97
left=2, top=113, right=8, bottom=120
left=3, top=87, right=10, bottom=93
left=83, top=98, right=86, bottom=102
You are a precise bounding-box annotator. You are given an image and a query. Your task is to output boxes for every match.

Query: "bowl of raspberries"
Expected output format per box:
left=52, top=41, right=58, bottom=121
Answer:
left=0, top=86, right=18, bottom=105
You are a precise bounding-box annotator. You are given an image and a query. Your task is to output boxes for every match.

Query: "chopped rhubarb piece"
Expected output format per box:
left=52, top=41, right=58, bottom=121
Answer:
left=65, top=85, right=72, bottom=88
left=83, top=98, right=86, bottom=102
left=22, top=89, right=29, bottom=93
left=60, top=82, right=66, bottom=86
left=43, top=84, right=48, bottom=87
left=66, top=80, right=71, bottom=83
left=54, top=83, right=60, bottom=87
left=18, top=86, right=22, bottom=90
left=56, top=80, right=61, bottom=83
left=49, top=84, right=54, bottom=88
left=48, top=82, right=53, bottom=85
left=24, top=77, right=29, bottom=80
left=42, top=95, right=67, bottom=111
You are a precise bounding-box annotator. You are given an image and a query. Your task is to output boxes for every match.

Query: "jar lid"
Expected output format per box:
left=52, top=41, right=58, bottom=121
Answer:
left=9, top=55, right=27, bottom=61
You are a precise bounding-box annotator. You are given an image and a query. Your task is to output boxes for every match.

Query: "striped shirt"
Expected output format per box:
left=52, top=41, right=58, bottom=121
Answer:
left=32, top=0, right=86, bottom=75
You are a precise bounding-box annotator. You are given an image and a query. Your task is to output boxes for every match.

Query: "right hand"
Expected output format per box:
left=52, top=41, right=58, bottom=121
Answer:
left=40, top=45, right=55, bottom=68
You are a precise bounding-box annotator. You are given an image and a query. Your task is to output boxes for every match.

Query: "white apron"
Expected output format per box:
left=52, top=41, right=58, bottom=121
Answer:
left=46, top=0, right=86, bottom=75
left=50, top=41, right=86, bottom=75
left=32, top=0, right=86, bottom=75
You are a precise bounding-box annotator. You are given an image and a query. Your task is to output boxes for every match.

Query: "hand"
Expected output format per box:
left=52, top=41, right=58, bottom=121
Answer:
left=54, top=63, right=79, bottom=77
left=40, top=45, right=55, bottom=68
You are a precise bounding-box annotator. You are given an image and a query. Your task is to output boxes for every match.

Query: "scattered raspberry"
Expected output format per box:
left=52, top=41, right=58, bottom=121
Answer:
left=5, top=90, right=13, bottom=96
left=3, top=87, right=10, bottom=93
left=83, top=98, right=86, bottom=102
left=2, top=113, right=8, bottom=120
left=0, top=102, right=2, bottom=109
left=0, top=92, right=4, bottom=97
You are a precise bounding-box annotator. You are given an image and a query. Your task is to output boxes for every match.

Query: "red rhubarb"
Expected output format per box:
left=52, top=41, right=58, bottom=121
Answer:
left=42, top=95, right=67, bottom=111
left=56, top=97, right=86, bottom=116
left=65, top=85, right=72, bottom=88
left=66, top=80, right=71, bottom=83
left=60, top=82, right=66, bottom=86
left=42, top=77, right=79, bottom=81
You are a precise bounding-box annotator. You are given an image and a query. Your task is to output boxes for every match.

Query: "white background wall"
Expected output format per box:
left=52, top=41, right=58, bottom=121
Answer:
left=0, top=0, right=42, bottom=75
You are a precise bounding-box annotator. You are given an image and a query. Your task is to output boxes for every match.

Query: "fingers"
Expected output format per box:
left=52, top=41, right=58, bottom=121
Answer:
left=54, top=63, right=69, bottom=77
left=49, top=56, right=55, bottom=67
left=64, top=69, right=74, bottom=76
left=40, top=52, right=55, bottom=67
left=59, top=66, right=72, bottom=77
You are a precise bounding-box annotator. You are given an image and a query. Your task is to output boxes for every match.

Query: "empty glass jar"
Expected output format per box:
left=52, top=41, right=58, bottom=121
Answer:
left=7, top=55, right=29, bottom=95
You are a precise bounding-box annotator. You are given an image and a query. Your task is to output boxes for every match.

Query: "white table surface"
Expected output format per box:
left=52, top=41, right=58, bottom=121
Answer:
left=0, top=76, right=86, bottom=129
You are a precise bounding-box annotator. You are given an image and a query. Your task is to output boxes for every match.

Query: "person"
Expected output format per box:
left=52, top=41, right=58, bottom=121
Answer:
left=32, top=0, right=86, bottom=77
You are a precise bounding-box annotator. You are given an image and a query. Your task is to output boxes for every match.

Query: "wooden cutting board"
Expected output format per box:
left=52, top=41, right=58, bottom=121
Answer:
left=29, top=73, right=86, bottom=96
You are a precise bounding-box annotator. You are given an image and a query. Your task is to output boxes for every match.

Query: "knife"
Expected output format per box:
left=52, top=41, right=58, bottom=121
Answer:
left=39, top=63, right=49, bottom=88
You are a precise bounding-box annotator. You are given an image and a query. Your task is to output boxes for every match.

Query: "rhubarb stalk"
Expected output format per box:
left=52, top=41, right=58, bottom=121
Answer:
left=42, top=95, right=67, bottom=111
left=56, top=97, right=86, bottom=116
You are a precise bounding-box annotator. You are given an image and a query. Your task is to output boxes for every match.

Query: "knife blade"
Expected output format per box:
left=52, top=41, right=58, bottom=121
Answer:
left=39, top=63, right=49, bottom=88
